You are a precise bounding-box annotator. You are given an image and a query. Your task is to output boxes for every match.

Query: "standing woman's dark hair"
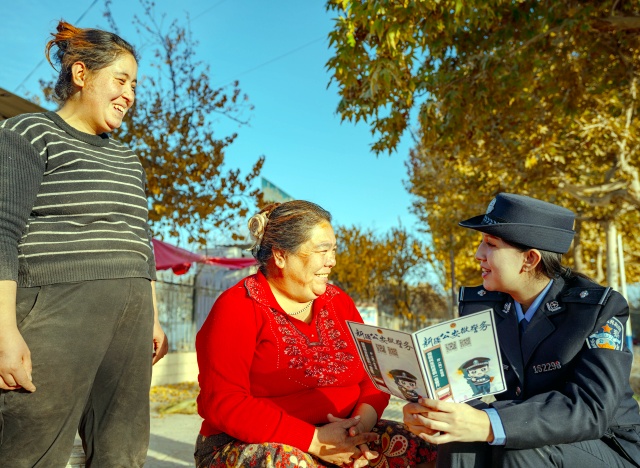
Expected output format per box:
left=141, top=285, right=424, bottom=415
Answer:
left=45, top=20, right=138, bottom=104
left=0, top=19, right=166, bottom=467
left=248, top=200, right=332, bottom=274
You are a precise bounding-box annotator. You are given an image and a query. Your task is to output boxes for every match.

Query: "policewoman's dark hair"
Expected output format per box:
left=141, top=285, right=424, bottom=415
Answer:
left=507, top=239, right=591, bottom=281
left=247, top=200, right=332, bottom=275
left=45, top=20, right=138, bottom=104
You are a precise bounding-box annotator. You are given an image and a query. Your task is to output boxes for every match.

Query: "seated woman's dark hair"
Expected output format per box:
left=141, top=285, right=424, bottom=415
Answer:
left=248, top=200, right=332, bottom=274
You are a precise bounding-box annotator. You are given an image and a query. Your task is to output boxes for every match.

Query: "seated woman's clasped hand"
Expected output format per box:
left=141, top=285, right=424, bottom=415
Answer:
left=309, top=415, right=377, bottom=466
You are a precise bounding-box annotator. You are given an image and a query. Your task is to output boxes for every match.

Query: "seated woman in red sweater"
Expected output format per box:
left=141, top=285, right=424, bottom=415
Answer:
left=195, top=200, right=435, bottom=467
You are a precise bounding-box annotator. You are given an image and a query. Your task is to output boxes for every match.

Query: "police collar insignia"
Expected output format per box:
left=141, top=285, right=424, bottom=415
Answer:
left=580, top=290, right=589, bottom=298
left=478, top=290, right=486, bottom=296
left=502, top=302, right=511, bottom=314
left=546, top=301, right=561, bottom=312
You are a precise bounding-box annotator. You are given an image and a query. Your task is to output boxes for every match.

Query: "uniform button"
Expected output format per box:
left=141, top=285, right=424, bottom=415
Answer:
left=515, top=387, right=521, bottom=396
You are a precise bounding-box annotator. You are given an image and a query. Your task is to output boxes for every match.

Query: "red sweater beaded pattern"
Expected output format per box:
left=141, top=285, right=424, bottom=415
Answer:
left=272, top=306, right=354, bottom=386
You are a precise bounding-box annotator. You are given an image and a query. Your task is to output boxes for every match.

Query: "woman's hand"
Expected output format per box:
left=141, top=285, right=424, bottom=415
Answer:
left=150, top=281, right=168, bottom=365
left=308, top=415, right=378, bottom=466
left=0, top=326, right=36, bottom=392
left=0, top=282, right=35, bottom=392
left=403, top=398, right=493, bottom=445
left=151, top=319, right=168, bottom=365
left=327, top=414, right=379, bottom=467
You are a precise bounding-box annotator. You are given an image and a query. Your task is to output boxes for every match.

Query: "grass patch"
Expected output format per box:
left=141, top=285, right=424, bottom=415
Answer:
left=150, top=381, right=199, bottom=415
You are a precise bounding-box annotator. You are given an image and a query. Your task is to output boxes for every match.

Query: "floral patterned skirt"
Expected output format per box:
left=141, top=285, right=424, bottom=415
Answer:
left=194, top=419, right=436, bottom=467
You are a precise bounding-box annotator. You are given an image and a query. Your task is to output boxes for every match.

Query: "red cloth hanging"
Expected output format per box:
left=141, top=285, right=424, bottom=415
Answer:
left=151, top=238, right=257, bottom=275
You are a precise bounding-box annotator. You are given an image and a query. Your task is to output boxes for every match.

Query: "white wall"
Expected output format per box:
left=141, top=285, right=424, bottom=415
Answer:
left=151, top=351, right=199, bottom=387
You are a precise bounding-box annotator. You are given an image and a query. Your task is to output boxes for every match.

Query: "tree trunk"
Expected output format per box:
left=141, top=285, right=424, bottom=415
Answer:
left=449, top=232, right=457, bottom=318
left=573, top=220, right=584, bottom=273
left=596, top=243, right=605, bottom=284
left=606, top=220, right=619, bottom=289
left=618, top=234, right=628, bottom=299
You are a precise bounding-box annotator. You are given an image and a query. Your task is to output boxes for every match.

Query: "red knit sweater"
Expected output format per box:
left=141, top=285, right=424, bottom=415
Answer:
left=196, top=271, right=390, bottom=451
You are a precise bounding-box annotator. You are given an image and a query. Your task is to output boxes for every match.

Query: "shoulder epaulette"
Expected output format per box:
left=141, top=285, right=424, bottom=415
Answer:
left=561, top=276, right=613, bottom=305
left=562, top=286, right=612, bottom=305
left=562, top=285, right=611, bottom=305
left=459, top=285, right=506, bottom=303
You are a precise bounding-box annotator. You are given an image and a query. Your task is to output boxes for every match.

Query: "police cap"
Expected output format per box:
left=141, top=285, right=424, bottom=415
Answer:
left=459, top=357, right=490, bottom=372
left=458, top=193, right=575, bottom=254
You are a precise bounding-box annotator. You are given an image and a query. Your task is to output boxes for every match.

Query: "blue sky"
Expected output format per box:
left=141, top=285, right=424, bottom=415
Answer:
left=1, top=0, right=420, bottom=240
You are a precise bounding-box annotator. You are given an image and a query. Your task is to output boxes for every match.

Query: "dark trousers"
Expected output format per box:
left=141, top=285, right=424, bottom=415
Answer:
left=0, top=278, right=154, bottom=467
left=437, top=439, right=637, bottom=468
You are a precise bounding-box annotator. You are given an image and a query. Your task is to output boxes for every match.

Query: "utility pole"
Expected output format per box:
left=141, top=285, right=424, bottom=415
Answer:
left=606, top=220, right=619, bottom=290
left=618, top=234, right=633, bottom=353
left=449, top=232, right=457, bottom=319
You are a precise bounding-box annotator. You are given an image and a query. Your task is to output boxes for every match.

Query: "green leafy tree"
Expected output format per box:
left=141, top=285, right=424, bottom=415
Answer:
left=378, top=281, right=449, bottom=328
left=331, top=226, right=382, bottom=303
left=326, top=0, right=640, bottom=285
left=332, top=225, right=447, bottom=323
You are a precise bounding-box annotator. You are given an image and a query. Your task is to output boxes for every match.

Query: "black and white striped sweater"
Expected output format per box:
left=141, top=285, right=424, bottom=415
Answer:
left=0, top=111, right=156, bottom=287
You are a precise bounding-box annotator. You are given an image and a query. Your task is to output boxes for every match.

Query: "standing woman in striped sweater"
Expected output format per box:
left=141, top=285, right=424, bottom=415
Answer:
left=0, top=20, right=168, bottom=467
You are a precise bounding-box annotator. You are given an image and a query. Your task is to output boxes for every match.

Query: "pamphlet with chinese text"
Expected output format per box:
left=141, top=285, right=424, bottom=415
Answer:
left=346, top=309, right=506, bottom=403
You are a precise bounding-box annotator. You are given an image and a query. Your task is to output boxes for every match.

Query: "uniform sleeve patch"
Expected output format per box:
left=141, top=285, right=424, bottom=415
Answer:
left=586, top=317, right=624, bottom=350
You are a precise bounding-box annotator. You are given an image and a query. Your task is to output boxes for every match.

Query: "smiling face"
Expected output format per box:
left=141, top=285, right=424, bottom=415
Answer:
left=277, top=221, right=337, bottom=302
left=475, top=233, right=528, bottom=296
left=398, top=379, right=417, bottom=391
left=468, top=365, right=489, bottom=378
left=63, top=53, right=138, bottom=135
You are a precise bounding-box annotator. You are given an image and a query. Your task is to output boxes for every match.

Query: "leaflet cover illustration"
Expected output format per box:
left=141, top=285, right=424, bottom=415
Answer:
left=346, top=309, right=506, bottom=403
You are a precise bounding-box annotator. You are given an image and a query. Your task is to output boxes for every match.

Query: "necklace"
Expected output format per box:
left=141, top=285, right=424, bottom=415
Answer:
left=289, top=300, right=313, bottom=316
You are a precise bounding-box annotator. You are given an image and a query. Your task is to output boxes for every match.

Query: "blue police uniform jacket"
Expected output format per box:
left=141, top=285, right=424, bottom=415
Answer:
left=459, top=275, right=640, bottom=463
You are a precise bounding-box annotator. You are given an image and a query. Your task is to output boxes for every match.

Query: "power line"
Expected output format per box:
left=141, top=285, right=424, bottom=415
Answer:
left=15, top=0, right=327, bottom=96
left=14, top=0, right=100, bottom=94
left=217, top=35, right=326, bottom=88
left=75, top=0, right=100, bottom=23
left=191, top=1, right=327, bottom=87
left=192, top=0, right=230, bottom=21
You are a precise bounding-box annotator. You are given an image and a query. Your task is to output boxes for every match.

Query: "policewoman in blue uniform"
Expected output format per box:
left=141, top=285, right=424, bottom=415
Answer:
left=403, top=193, right=640, bottom=467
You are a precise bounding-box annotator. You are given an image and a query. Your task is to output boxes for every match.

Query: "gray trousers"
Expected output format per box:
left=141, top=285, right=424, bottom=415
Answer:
left=437, top=439, right=637, bottom=468
left=0, top=278, right=154, bottom=468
